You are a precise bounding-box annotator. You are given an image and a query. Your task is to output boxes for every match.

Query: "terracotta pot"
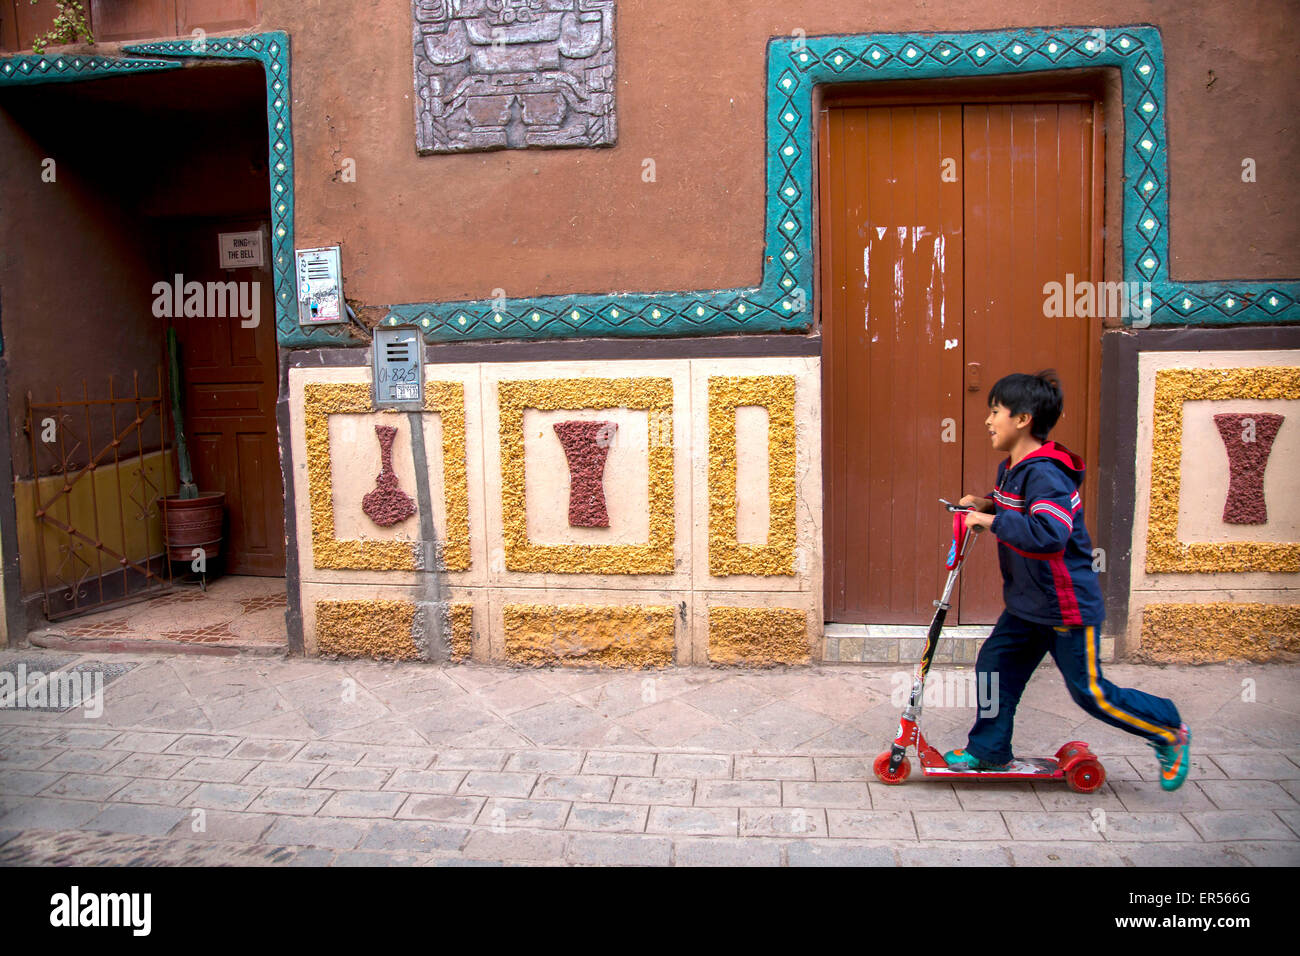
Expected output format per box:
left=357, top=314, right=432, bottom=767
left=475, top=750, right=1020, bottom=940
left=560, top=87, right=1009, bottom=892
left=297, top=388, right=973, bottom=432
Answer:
left=157, top=492, right=226, bottom=562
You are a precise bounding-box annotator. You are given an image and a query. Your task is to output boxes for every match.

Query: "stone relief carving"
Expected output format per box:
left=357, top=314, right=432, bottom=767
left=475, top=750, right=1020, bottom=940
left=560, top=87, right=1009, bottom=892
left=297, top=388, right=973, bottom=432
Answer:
left=553, top=420, right=617, bottom=527
left=362, top=425, right=417, bottom=527
left=1214, top=412, right=1284, bottom=525
left=412, top=0, right=617, bottom=153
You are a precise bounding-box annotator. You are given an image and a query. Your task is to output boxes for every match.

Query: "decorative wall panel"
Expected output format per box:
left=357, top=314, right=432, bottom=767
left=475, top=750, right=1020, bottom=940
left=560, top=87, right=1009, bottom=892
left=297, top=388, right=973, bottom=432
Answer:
left=304, top=382, right=471, bottom=572
left=498, top=376, right=674, bottom=574
left=412, top=0, right=616, bottom=153
left=1147, top=367, right=1300, bottom=573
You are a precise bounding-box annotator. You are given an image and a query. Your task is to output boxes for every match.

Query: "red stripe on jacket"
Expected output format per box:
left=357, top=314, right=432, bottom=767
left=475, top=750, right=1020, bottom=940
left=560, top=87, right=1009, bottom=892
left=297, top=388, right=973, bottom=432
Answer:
left=1049, top=555, right=1083, bottom=626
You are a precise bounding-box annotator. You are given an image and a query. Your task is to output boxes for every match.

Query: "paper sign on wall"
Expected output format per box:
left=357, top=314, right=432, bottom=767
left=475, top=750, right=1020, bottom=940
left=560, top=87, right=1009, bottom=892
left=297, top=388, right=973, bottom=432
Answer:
left=218, top=231, right=264, bottom=269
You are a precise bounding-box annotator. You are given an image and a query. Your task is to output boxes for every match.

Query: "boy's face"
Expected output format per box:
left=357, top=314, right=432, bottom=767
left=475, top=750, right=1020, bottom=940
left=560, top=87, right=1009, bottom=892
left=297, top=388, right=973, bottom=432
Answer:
left=985, top=402, right=1030, bottom=452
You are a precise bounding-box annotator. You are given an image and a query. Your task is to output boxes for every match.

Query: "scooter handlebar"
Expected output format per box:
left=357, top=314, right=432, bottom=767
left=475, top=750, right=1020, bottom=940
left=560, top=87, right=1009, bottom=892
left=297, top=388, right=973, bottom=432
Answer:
left=940, top=499, right=985, bottom=532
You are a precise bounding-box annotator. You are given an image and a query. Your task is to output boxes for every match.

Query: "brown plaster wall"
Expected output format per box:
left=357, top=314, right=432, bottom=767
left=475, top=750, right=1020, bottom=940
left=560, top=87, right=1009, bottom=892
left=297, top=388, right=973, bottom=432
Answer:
left=261, top=0, right=1300, bottom=311
left=0, top=105, right=160, bottom=478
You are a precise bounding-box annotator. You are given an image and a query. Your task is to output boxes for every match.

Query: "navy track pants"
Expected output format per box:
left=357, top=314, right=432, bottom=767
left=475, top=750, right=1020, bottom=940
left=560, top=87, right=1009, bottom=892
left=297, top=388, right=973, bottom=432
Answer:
left=965, top=611, right=1183, bottom=765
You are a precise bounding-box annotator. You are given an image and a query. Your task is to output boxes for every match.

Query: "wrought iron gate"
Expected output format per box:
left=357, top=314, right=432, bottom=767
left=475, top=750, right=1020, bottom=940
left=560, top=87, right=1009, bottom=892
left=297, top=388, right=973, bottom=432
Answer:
left=25, top=370, right=173, bottom=620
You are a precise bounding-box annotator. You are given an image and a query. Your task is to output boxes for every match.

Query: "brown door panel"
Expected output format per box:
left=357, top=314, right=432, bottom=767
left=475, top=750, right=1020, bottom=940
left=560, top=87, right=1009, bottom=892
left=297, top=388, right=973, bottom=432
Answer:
left=958, top=102, right=1098, bottom=623
left=821, top=104, right=964, bottom=624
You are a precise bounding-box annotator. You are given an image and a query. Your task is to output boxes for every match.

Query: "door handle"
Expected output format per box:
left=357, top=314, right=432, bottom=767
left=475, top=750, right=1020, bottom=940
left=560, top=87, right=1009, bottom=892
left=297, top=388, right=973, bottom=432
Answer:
left=966, top=362, right=982, bottom=392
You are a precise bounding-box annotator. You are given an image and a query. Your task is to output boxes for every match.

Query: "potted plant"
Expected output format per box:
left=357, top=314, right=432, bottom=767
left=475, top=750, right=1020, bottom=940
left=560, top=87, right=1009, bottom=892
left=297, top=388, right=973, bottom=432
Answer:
left=157, top=328, right=225, bottom=570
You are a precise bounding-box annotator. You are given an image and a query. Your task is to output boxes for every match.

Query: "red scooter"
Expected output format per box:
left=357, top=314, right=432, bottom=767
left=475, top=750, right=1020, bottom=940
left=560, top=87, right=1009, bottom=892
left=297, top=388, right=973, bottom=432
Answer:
left=872, top=499, right=1106, bottom=794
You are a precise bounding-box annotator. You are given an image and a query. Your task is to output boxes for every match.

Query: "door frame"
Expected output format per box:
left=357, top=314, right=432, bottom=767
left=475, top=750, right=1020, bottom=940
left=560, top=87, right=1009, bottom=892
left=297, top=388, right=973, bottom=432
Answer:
left=0, top=36, right=293, bottom=646
left=816, top=76, right=1107, bottom=625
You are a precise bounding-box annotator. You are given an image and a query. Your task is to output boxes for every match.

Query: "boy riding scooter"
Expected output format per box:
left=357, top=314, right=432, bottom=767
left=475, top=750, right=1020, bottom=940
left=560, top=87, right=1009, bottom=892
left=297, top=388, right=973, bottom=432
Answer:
left=947, top=370, right=1191, bottom=791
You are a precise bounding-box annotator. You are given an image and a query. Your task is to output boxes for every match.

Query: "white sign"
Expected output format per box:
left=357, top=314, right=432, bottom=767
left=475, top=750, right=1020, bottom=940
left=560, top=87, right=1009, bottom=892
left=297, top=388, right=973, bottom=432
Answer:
left=218, top=231, right=264, bottom=269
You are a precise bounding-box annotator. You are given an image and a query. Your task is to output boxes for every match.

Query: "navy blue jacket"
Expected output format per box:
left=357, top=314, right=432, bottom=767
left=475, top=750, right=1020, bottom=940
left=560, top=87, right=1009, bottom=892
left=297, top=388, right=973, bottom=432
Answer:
left=987, top=442, right=1104, bottom=627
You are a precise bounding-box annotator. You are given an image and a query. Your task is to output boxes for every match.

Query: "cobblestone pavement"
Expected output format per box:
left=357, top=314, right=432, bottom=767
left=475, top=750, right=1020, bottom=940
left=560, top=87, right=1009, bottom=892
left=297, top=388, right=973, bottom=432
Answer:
left=0, top=650, right=1296, bottom=866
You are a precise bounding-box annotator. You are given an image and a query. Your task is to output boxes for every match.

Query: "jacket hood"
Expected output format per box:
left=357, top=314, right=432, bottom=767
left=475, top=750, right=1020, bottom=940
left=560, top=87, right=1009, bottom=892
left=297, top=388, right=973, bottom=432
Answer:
left=1005, top=441, right=1086, bottom=483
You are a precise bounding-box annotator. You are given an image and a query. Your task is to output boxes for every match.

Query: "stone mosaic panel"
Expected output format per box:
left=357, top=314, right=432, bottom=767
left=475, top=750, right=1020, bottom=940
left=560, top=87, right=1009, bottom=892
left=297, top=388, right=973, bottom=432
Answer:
left=553, top=420, right=616, bottom=527
left=304, top=382, right=471, bottom=572
left=362, top=425, right=418, bottom=527
left=498, top=377, right=674, bottom=573
left=412, top=0, right=617, bottom=153
left=1147, top=366, right=1300, bottom=573
left=708, top=375, right=797, bottom=576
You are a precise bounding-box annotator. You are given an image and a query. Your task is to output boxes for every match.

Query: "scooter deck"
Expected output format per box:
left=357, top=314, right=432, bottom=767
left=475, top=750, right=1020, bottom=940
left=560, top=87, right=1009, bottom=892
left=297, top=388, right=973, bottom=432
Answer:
left=919, top=755, right=1062, bottom=779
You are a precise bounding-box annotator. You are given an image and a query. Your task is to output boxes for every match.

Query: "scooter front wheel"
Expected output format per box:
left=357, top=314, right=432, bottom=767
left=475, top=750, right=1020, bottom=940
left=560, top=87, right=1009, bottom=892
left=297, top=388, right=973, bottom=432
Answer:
left=873, top=751, right=911, bottom=784
left=1067, top=758, right=1106, bottom=794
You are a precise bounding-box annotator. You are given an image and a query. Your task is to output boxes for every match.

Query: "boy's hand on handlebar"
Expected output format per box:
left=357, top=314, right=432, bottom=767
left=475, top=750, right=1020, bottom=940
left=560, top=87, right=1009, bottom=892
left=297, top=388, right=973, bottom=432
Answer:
left=963, top=510, right=995, bottom=531
left=959, top=494, right=994, bottom=513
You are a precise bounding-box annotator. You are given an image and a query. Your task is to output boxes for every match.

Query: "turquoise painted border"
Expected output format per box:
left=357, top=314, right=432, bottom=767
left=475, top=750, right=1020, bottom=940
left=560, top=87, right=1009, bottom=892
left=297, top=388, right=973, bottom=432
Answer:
left=0, top=50, right=179, bottom=83
left=773, top=25, right=1278, bottom=326
left=3, top=24, right=1296, bottom=351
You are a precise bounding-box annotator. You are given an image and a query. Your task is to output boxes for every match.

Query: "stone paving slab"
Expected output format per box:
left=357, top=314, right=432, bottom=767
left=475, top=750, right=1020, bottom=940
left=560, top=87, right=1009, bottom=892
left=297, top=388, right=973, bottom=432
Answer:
left=0, top=651, right=1296, bottom=865
left=1005, top=842, right=1127, bottom=866
left=85, top=804, right=189, bottom=837
left=566, top=803, right=648, bottom=832
left=396, top=794, right=483, bottom=823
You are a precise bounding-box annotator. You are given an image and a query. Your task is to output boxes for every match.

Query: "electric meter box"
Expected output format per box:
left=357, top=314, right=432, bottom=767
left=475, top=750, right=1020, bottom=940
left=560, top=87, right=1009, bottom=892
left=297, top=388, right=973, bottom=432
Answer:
left=373, top=325, right=424, bottom=410
left=294, top=246, right=345, bottom=326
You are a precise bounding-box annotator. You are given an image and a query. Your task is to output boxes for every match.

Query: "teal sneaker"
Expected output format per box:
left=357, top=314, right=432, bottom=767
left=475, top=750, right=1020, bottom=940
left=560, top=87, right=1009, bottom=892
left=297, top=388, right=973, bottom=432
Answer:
left=1150, top=723, right=1191, bottom=791
left=943, top=748, right=1013, bottom=772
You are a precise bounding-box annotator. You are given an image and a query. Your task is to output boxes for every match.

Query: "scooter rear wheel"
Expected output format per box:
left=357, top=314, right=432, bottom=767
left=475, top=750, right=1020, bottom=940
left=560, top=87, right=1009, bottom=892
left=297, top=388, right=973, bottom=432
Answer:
left=1067, top=758, right=1106, bottom=794
left=873, top=751, right=911, bottom=784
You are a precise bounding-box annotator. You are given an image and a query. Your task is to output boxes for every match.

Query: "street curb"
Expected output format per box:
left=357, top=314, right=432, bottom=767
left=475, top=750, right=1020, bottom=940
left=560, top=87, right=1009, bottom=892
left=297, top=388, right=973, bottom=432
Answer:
left=27, top=632, right=284, bottom=659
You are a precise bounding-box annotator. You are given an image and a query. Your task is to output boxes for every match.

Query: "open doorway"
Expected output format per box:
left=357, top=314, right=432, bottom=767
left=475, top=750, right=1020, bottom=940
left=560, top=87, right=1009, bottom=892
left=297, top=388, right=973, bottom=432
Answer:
left=0, top=58, right=285, bottom=644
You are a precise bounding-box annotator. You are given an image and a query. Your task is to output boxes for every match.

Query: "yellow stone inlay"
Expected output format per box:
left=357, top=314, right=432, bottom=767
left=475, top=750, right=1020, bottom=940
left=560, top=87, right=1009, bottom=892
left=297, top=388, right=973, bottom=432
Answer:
left=502, top=603, right=677, bottom=667
left=316, top=600, right=420, bottom=660
left=449, top=602, right=473, bottom=661
left=707, top=606, right=810, bottom=665
left=708, top=375, right=797, bottom=575
left=304, top=382, right=470, bottom=571
left=1147, top=367, right=1300, bottom=573
left=498, top=377, right=674, bottom=574
left=316, top=599, right=474, bottom=661
left=1139, top=603, right=1300, bottom=663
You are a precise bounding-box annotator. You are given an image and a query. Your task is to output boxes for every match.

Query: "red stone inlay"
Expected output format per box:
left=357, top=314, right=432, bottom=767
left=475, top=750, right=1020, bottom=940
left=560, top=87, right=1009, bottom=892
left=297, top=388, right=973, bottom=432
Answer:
left=362, top=424, right=417, bottom=527
left=1214, top=412, right=1284, bottom=525
left=553, top=420, right=617, bottom=527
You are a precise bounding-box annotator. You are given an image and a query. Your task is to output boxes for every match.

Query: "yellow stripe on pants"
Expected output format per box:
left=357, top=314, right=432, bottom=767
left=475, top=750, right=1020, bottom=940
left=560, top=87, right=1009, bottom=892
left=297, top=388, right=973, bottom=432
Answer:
left=1083, top=626, right=1177, bottom=744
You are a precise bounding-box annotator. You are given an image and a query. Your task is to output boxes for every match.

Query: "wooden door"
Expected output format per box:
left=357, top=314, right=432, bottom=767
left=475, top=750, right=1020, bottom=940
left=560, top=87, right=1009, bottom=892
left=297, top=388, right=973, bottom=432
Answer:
left=820, top=99, right=1100, bottom=625
left=958, top=102, right=1101, bottom=621
left=165, top=218, right=285, bottom=576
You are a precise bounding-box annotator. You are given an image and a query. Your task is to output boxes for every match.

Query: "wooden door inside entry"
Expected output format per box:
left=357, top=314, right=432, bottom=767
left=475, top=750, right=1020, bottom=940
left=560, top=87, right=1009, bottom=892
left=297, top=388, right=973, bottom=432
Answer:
left=164, top=218, right=285, bottom=576
left=820, top=98, right=1102, bottom=625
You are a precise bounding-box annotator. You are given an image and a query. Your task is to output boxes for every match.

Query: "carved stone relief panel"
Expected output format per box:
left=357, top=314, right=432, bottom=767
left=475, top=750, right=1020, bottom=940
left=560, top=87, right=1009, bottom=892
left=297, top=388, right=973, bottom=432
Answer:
left=412, top=0, right=617, bottom=153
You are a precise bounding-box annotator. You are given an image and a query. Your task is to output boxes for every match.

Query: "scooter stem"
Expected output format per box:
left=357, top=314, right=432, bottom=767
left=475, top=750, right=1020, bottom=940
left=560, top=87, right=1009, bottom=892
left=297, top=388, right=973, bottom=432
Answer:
left=886, top=515, right=984, bottom=776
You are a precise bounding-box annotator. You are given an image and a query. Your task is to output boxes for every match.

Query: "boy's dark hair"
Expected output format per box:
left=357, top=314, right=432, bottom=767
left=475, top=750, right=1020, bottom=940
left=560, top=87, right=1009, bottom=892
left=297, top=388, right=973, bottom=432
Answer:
left=988, top=370, right=1063, bottom=440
